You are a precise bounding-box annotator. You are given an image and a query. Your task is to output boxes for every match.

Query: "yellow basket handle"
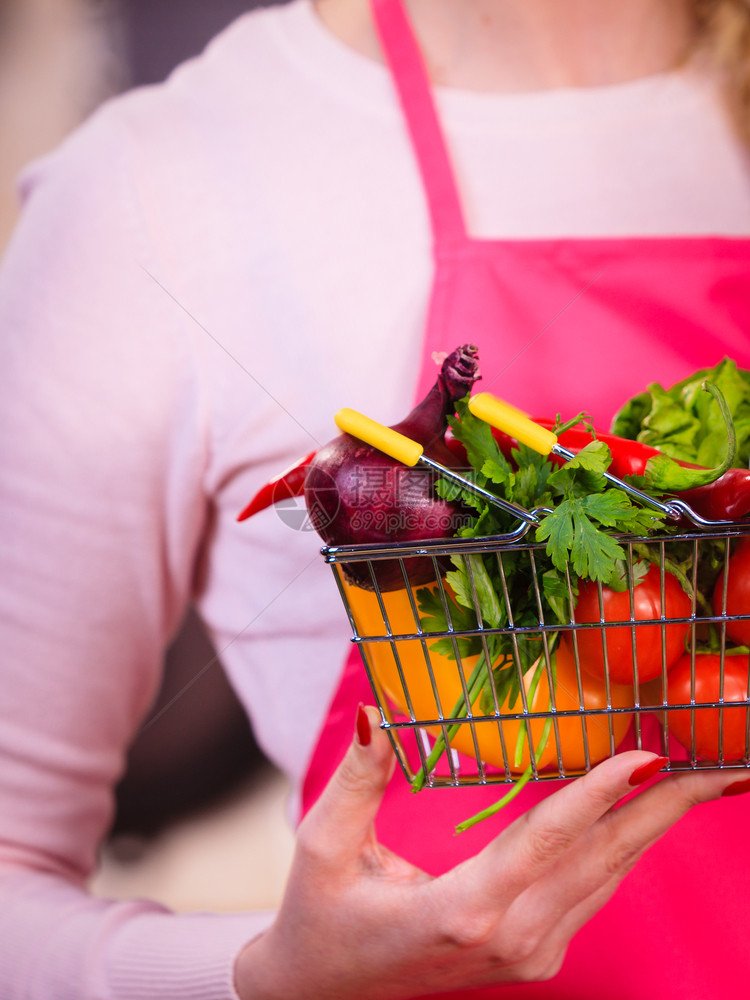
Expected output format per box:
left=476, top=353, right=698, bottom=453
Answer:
left=335, top=408, right=423, bottom=467
left=334, top=404, right=542, bottom=526
left=468, top=393, right=558, bottom=456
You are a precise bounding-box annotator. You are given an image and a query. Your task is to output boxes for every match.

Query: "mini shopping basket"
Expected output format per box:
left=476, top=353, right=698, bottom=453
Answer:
left=320, top=396, right=750, bottom=790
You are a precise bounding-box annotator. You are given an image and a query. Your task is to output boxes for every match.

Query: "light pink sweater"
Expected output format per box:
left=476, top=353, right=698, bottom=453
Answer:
left=1, top=2, right=748, bottom=996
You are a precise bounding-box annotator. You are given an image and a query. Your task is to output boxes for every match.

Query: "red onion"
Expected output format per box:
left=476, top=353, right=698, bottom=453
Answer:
left=305, top=344, right=481, bottom=590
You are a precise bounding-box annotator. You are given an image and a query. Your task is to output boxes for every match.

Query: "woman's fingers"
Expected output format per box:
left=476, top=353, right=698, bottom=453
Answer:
left=518, top=765, right=743, bottom=943
left=447, top=750, right=664, bottom=914
left=239, top=742, right=741, bottom=1000
left=297, top=704, right=397, bottom=866
left=426, top=759, right=738, bottom=990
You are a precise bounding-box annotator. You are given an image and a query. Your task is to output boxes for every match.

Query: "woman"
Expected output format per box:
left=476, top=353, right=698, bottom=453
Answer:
left=1, top=1, right=749, bottom=997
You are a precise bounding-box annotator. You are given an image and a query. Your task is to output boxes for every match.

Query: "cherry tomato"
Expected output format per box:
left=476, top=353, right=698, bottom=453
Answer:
left=345, top=581, right=634, bottom=774
left=572, top=565, right=691, bottom=686
left=712, top=537, right=750, bottom=647
left=666, top=652, right=750, bottom=761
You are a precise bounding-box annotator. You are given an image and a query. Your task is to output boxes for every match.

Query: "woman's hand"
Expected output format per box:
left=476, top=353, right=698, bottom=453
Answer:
left=235, top=706, right=743, bottom=1000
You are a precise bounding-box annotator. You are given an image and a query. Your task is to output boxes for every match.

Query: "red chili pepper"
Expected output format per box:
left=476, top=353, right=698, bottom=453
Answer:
left=445, top=417, right=659, bottom=478
left=445, top=420, right=661, bottom=479
left=471, top=417, right=750, bottom=523
left=538, top=421, right=660, bottom=478
left=237, top=450, right=317, bottom=522
left=678, top=470, right=750, bottom=522
left=543, top=422, right=750, bottom=521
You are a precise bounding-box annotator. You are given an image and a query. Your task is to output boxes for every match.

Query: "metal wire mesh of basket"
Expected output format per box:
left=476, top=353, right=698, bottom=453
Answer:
left=323, top=523, right=750, bottom=789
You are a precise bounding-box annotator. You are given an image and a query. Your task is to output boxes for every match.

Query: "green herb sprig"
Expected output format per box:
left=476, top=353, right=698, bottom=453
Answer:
left=411, top=397, right=671, bottom=811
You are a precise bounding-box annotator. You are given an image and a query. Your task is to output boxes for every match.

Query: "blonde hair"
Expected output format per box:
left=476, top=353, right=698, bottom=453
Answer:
left=692, top=0, right=750, bottom=142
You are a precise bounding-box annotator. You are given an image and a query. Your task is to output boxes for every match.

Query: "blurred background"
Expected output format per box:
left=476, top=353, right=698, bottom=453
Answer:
left=0, top=0, right=294, bottom=914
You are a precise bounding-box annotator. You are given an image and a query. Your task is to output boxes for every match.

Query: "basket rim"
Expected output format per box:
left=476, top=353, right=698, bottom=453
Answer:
left=321, top=524, right=750, bottom=564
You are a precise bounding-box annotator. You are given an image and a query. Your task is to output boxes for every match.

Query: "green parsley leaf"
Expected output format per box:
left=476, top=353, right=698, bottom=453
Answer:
left=548, top=440, right=610, bottom=497
left=537, top=498, right=626, bottom=582
left=481, top=457, right=516, bottom=495
left=535, top=502, right=575, bottom=572
left=447, top=554, right=504, bottom=629
left=448, top=396, right=504, bottom=471
left=603, top=558, right=650, bottom=593
left=581, top=490, right=638, bottom=527
left=542, top=568, right=572, bottom=621
left=416, top=585, right=482, bottom=659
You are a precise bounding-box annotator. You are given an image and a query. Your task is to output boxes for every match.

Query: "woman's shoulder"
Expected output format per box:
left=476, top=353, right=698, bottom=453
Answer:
left=18, top=2, right=317, bottom=192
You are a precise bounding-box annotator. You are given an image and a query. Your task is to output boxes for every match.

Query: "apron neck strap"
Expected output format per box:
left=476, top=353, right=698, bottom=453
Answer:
left=370, top=0, right=467, bottom=246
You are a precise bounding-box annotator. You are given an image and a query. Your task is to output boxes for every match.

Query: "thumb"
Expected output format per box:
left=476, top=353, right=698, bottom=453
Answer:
left=303, top=704, right=396, bottom=859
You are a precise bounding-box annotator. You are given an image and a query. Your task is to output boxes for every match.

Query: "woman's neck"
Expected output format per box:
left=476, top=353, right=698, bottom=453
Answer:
left=313, top=0, right=694, bottom=91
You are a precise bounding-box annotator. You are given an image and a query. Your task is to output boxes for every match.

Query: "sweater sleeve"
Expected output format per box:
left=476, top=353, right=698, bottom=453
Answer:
left=0, top=107, right=272, bottom=998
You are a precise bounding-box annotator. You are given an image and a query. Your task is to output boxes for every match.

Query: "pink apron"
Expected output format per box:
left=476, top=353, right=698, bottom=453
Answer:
left=303, top=1, right=750, bottom=996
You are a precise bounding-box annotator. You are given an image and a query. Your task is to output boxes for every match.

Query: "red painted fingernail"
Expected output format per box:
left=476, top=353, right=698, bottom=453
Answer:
left=722, top=778, right=750, bottom=797
left=355, top=703, right=371, bottom=747
left=629, top=756, right=669, bottom=786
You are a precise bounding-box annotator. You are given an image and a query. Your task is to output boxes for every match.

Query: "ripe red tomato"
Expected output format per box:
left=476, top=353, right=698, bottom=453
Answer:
left=712, top=537, right=750, bottom=646
left=571, top=565, right=691, bottom=686
left=666, top=653, right=750, bottom=761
